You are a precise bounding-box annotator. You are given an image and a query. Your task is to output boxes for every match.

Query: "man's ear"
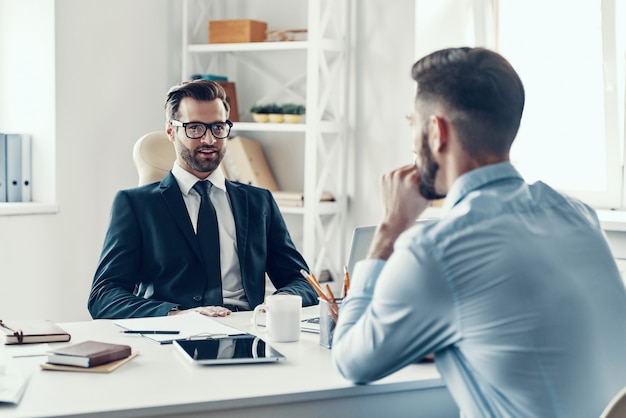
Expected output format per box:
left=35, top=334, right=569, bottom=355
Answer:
left=428, top=115, right=449, bottom=152
left=165, top=122, right=175, bottom=143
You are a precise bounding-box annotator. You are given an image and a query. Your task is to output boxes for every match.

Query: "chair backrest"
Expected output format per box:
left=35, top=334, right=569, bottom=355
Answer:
left=133, top=131, right=176, bottom=186
left=600, top=387, right=626, bottom=418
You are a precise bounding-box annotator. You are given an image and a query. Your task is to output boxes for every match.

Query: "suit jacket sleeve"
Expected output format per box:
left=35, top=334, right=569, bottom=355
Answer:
left=262, top=190, right=318, bottom=306
left=88, top=189, right=179, bottom=318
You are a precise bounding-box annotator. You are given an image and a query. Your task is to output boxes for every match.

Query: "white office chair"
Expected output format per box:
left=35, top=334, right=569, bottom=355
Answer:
left=132, top=131, right=176, bottom=186
left=599, top=387, right=626, bottom=418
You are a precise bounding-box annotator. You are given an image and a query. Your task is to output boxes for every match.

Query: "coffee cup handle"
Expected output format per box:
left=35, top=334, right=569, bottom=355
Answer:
left=252, top=304, right=268, bottom=335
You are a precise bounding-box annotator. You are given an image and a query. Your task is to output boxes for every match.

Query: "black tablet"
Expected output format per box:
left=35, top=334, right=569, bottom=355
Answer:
left=173, top=335, right=286, bottom=365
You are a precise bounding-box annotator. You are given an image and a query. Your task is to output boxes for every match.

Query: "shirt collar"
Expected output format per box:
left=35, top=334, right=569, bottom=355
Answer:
left=171, top=161, right=228, bottom=196
left=440, top=161, right=523, bottom=215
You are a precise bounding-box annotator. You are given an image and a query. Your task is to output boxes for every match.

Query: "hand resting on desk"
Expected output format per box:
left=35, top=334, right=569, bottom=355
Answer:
left=168, top=306, right=233, bottom=317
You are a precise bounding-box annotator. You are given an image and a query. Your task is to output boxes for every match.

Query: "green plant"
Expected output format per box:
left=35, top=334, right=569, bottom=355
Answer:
left=266, top=103, right=282, bottom=114
left=249, top=103, right=283, bottom=114
left=281, top=103, right=306, bottom=114
left=249, top=103, right=271, bottom=114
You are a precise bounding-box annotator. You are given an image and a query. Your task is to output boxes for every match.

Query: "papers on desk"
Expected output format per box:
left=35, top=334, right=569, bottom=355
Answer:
left=0, top=368, right=30, bottom=404
left=4, top=343, right=50, bottom=358
left=113, top=312, right=246, bottom=344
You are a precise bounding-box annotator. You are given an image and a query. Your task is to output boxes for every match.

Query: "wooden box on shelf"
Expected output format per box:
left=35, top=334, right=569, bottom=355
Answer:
left=209, top=19, right=267, bottom=44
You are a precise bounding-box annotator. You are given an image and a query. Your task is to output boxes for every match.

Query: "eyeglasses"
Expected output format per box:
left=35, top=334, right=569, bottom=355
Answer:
left=171, top=119, right=233, bottom=140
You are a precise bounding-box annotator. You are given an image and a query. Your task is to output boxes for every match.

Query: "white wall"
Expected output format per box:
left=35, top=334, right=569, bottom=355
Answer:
left=348, top=0, right=478, bottom=231
left=0, top=0, right=177, bottom=321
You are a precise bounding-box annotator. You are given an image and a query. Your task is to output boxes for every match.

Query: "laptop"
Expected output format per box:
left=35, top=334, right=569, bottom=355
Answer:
left=300, top=225, right=377, bottom=334
left=345, top=220, right=436, bottom=277
left=300, top=316, right=322, bottom=333
left=346, top=225, right=377, bottom=278
left=300, top=220, right=435, bottom=333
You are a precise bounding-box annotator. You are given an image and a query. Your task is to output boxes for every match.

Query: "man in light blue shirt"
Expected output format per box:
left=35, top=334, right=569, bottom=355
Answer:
left=332, top=47, right=626, bottom=418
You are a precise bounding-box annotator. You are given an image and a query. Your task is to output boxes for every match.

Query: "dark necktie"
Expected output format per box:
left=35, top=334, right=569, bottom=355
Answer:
left=192, top=181, right=223, bottom=306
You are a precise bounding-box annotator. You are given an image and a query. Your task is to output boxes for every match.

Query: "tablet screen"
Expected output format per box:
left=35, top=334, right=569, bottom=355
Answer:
left=174, top=335, right=285, bottom=365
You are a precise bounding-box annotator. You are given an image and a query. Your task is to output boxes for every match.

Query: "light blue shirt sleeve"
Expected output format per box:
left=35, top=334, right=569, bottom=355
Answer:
left=333, top=229, right=459, bottom=384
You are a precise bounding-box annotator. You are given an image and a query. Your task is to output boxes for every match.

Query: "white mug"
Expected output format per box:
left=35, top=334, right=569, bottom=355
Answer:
left=253, top=294, right=302, bottom=342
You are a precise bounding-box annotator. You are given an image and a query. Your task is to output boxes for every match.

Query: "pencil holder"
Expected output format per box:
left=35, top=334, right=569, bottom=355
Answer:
left=319, top=297, right=343, bottom=349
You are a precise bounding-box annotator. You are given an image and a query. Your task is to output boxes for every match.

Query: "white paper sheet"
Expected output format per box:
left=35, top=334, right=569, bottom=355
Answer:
left=0, top=368, right=30, bottom=404
left=113, top=312, right=246, bottom=344
left=4, top=343, right=51, bottom=358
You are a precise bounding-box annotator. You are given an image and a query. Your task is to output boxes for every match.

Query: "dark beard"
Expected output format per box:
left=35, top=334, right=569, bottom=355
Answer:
left=180, top=144, right=224, bottom=173
left=418, top=131, right=446, bottom=200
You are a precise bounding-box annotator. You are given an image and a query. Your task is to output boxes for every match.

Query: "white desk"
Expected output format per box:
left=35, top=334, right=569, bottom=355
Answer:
left=0, top=310, right=459, bottom=418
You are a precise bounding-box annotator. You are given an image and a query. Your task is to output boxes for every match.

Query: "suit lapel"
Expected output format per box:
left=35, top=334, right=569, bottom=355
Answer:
left=226, top=181, right=249, bottom=262
left=160, top=173, right=203, bottom=261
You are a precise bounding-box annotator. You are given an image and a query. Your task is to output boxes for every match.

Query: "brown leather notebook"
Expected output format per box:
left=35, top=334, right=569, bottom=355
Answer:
left=46, top=340, right=132, bottom=368
left=41, top=351, right=138, bottom=373
left=0, top=319, right=71, bottom=345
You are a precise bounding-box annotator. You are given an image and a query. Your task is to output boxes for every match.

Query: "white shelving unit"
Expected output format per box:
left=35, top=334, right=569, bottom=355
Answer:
left=182, top=0, right=351, bottom=281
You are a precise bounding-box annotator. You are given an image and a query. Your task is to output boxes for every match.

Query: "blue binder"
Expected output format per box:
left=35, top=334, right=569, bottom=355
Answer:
left=20, top=134, right=32, bottom=202
left=6, top=133, right=31, bottom=202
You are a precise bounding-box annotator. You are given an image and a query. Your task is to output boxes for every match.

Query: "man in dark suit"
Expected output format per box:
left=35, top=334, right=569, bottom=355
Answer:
left=88, top=80, right=317, bottom=319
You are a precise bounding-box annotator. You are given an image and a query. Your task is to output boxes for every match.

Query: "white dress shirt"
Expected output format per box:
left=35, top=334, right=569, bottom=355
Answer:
left=172, top=162, right=249, bottom=309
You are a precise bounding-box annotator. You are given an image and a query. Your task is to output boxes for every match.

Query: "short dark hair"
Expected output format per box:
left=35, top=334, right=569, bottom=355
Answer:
left=411, top=47, right=525, bottom=160
left=164, top=79, right=230, bottom=120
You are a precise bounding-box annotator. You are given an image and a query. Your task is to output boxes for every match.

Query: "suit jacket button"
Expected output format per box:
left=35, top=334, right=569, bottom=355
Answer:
left=193, top=295, right=202, bottom=302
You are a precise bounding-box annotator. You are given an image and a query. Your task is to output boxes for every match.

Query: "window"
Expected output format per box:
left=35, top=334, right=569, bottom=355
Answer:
left=497, top=0, right=625, bottom=209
